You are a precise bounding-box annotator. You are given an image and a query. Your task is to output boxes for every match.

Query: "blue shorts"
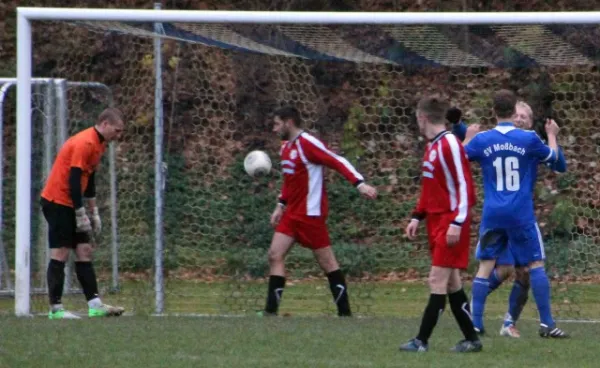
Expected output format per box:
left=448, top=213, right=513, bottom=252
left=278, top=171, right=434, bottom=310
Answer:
left=475, top=222, right=545, bottom=267
left=476, top=242, right=515, bottom=265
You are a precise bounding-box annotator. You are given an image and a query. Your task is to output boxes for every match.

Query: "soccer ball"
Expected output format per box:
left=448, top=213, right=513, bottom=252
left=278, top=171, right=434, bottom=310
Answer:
left=244, top=150, right=272, bottom=177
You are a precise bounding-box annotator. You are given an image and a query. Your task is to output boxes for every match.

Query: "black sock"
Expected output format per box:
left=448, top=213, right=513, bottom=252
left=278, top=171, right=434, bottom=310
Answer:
left=47, top=259, right=65, bottom=306
left=265, top=275, right=285, bottom=314
left=75, top=261, right=99, bottom=301
left=326, top=269, right=351, bottom=316
left=416, top=293, right=446, bottom=344
left=449, top=289, right=479, bottom=341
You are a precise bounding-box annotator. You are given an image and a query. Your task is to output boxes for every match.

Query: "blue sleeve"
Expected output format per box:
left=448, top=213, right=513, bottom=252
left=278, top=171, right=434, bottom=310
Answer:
left=464, top=134, right=481, bottom=162
left=452, top=121, right=467, bottom=142
left=529, top=133, right=557, bottom=163
left=545, top=146, right=567, bottom=172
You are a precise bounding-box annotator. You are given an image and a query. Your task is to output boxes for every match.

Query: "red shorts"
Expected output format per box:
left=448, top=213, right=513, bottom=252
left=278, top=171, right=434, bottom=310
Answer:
left=275, top=214, right=330, bottom=250
left=426, top=212, right=471, bottom=269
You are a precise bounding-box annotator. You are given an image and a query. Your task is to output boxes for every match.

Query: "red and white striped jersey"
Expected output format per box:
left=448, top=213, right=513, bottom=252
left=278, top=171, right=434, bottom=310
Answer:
left=278, top=132, right=364, bottom=218
left=412, top=131, right=476, bottom=225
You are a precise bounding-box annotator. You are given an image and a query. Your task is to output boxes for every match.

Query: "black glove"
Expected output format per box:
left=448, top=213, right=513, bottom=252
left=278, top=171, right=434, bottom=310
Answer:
left=446, top=107, right=462, bottom=125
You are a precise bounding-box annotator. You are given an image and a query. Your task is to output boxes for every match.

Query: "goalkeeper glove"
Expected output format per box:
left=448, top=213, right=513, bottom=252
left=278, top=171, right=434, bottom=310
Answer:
left=91, top=206, right=102, bottom=234
left=446, top=107, right=462, bottom=125
left=74, top=207, right=92, bottom=233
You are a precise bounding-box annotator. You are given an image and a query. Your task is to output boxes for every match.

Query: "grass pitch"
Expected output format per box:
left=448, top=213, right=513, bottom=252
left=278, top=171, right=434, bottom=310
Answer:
left=1, top=281, right=600, bottom=367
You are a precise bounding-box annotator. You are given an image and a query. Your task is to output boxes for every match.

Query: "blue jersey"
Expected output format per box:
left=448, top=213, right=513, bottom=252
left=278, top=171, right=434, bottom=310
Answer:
left=464, top=122, right=559, bottom=229
left=453, top=121, right=567, bottom=172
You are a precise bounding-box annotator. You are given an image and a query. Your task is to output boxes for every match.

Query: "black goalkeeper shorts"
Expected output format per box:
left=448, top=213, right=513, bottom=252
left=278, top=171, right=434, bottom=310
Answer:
left=41, top=198, right=90, bottom=249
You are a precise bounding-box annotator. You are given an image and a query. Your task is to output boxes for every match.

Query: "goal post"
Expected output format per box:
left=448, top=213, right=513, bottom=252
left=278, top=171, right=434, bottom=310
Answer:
left=14, top=7, right=600, bottom=318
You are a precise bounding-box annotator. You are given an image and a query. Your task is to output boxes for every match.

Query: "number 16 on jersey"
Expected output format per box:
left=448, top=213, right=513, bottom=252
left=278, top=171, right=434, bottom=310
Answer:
left=492, top=156, right=520, bottom=191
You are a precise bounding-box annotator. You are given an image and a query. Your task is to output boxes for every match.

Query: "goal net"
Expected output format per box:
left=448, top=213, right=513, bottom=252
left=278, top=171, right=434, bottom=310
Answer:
left=9, top=9, right=600, bottom=319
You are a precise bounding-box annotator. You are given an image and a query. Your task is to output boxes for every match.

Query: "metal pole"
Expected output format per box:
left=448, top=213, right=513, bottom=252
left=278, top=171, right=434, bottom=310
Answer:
left=54, top=79, right=68, bottom=145
left=18, top=7, right=600, bottom=24
left=41, top=81, right=55, bottom=289
left=33, top=82, right=44, bottom=289
left=54, top=78, right=74, bottom=293
left=15, top=12, right=32, bottom=316
left=108, top=99, right=119, bottom=292
left=153, top=1, right=165, bottom=315
left=0, top=83, right=14, bottom=292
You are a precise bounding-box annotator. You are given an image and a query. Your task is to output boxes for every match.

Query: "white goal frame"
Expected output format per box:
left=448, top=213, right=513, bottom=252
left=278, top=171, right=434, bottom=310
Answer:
left=15, top=7, right=600, bottom=317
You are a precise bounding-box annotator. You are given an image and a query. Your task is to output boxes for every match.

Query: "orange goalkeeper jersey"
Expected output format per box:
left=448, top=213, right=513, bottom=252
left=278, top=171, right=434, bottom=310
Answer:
left=41, top=127, right=106, bottom=208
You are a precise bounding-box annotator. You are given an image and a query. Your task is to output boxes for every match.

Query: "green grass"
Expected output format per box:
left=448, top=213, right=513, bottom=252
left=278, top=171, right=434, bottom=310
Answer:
left=10, top=279, right=600, bottom=319
left=2, top=281, right=600, bottom=367
left=1, top=315, right=600, bottom=367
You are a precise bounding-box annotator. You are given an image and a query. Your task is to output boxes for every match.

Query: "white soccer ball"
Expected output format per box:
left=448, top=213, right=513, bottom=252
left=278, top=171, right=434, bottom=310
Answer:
left=244, top=150, right=272, bottom=177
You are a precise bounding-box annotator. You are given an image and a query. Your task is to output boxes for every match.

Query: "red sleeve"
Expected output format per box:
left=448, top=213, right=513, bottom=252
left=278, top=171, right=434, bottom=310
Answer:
left=441, top=135, right=470, bottom=226
left=411, top=184, right=427, bottom=221
left=411, top=149, right=429, bottom=221
left=298, top=135, right=364, bottom=186
left=278, top=141, right=289, bottom=205
left=278, top=177, right=290, bottom=205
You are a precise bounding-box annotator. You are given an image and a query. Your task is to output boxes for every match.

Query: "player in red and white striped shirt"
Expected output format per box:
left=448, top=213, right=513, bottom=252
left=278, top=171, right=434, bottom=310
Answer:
left=399, top=96, right=482, bottom=353
left=260, top=106, right=377, bottom=317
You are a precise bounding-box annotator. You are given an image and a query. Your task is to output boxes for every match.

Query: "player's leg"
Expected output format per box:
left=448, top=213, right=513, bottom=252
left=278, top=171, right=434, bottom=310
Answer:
left=448, top=269, right=482, bottom=353
left=509, top=266, right=530, bottom=324
left=313, top=246, right=351, bottom=316
left=475, top=240, right=512, bottom=295
left=489, top=247, right=523, bottom=338
left=399, top=265, right=451, bottom=352
left=529, top=260, right=568, bottom=337
left=488, top=265, right=514, bottom=295
left=470, top=228, right=507, bottom=334
left=295, top=217, right=351, bottom=317
left=510, top=223, right=568, bottom=338
left=42, top=199, right=81, bottom=319
left=262, top=231, right=295, bottom=315
left=500, top=265, right=529, bottom=337
left=73, top=241, right=124, bottom=317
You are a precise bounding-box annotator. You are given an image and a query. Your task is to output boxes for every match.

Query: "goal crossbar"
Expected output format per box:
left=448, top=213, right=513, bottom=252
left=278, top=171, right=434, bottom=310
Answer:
left=17, top=8, right=600, bottom=24
left=14, top=7, right=600, bottom=316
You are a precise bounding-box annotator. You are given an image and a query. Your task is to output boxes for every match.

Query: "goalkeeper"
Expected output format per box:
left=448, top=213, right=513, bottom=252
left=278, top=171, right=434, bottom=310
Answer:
left=41, top=108, right=126, bottom=319
left=448, top=100, right=567, bottom=338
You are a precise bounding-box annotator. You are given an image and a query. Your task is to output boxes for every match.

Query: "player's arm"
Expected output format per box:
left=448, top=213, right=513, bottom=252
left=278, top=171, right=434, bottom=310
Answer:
left=442, top=135, right=471, bottom=228
left=411, top=189, right=427, bottom=222
left=270, top=168, right=289, bottom=227
left=446, top=107, right=467, bottom=142
left=451, top=121, right=467, bottom=141
left=69, top=167, right=85, bottom=210
left=83, top=171, right=96, bottom=205
left=83, top=171, right=102, bottom=233
left=541, top=118, right=566, bottom=172
left=545, top=146, right=567, bottom=173
left=463, top=133, right=483, bottom=163
left=406, top=188, right=426, bottom=240
left=300, top=136, right=377, bottom=199
left=529, top=129, right=558, bottom=165
left=270, top=183, right=287, bottom=227
left=277, top=178, right=289, bottom=210
left=69, top=142, right=94, bottom=233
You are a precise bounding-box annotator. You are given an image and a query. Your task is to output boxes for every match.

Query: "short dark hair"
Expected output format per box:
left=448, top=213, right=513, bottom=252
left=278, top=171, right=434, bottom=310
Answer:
left=417, top=95, right=450, bottom=125
left=273, top=105, right=302, bottom=128
left=97, top=107, right=124, bottom=125
left=493, top=89, right=517, bottom=119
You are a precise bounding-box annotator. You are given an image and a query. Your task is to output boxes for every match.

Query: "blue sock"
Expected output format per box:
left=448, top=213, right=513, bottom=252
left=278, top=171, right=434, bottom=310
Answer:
left=487, top=269, right=503, bottom=295
left=530, top=267, right=554, bottom=327
left=504, top=281, right=528, bottom=327
left=471, top=277, right=489, bottom=331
